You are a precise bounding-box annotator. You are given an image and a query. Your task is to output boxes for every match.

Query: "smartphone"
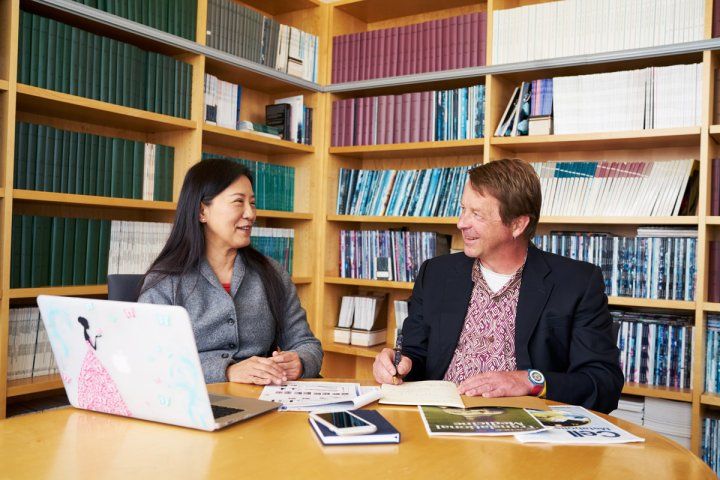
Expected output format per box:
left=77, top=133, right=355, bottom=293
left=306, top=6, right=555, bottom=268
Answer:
left=309, top=411, right=377, bottom=436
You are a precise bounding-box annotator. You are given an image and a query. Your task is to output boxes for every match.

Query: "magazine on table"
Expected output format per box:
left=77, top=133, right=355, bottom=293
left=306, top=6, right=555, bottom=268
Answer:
left=419, top=405, right=548, bottom=436
left=515, top=405, right=645, bottom=444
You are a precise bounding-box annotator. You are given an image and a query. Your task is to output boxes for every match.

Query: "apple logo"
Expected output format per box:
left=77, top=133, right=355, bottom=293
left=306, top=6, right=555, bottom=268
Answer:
left=112, top=352, right=132, bottom=374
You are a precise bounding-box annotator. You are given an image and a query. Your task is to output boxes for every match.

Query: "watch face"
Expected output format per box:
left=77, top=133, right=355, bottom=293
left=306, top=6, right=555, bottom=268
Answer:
left=529, top=370, right=544, bottom=384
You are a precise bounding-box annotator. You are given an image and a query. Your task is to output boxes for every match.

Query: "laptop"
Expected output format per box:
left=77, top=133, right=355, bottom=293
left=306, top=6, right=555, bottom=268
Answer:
left=37, top=295, right=279, bottom=431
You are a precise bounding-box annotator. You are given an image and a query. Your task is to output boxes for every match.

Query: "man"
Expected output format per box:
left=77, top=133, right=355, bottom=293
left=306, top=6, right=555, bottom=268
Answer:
left=373, top=159, right=623, bottom=413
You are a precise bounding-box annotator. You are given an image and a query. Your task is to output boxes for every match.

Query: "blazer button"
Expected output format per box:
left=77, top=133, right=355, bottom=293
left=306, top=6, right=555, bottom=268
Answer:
left=229, top=343, right=237, bottom=349
left=227, top=318, right=235, bottom=325
left=221, top=353, right=229, bottom=359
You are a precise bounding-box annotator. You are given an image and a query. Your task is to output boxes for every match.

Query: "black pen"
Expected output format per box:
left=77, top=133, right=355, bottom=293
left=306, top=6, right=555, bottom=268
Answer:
left=392, top=332, right=403, bottom=385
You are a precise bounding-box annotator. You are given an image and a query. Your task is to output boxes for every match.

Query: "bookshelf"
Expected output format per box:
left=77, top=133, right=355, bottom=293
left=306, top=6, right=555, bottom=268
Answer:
left=317, top=0, right=720, bottom=460
left=0, top=0, right=329, bottom=419
left=6, top=374, right=63, bottom=398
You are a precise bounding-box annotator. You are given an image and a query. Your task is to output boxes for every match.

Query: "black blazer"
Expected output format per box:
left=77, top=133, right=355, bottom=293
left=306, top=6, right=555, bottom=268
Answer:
left=402, top=245, right=624, bottom=413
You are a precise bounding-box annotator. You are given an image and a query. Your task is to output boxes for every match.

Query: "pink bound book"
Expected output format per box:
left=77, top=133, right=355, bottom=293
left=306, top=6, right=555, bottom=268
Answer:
left=361, top=31, right=369, bottom=81
left=343, top=33, right=352, bottom=82
left=469, top=13, right=478, bottom=67
left=377, top=95, right=387, bottom=145
left=344, top=98, right=357, bottom=146
left=386, top=93, right=395, bottom=144
left=462, top=14, right=472, bottom=68
left=330, top=102, right=340, bottom=147
left=449, top=16, right=458, bottom=70
left=368, top=29, right=377, bottom=80
left=356, top=97, right=365, bottom=146
left=337, top=100, right=346, bottom=147
left=332, top=36, right=340, bottom=83
left=393, top=94, right=403, bottom=144
left=378, top=28, right=387, bottom=79
left=418, top=91, right=428, bottom=142
left=351, top=32, right=360, bottom=82
left=366, top=96, right=374, bottom=146
left=402, top=93, right=412, bottom=143
left=410, top=92, right=421, bottom=143
left=441, top=17, right=451, bottom=71
left=389, top=27, right=399, bottom=78
left=411, top=23, right=420, bottom=75
left=480, top=12, right=487, bottom=66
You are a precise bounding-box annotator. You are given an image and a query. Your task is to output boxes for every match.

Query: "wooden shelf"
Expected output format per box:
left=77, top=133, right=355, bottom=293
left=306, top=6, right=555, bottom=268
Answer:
left=256, top=210, right=313, bottom=221
left=12, top=190, right=309, bottom=220
left=204, top=55, right=319, bottom=94
left=0, top=188, right=4, bottom=198
left=608, top=297, right=695, bottom=310
left=7, top=374, right=64, bottom=398
left=8, top=285, right=108, bottom=299
left=0, top=79, right=8, bottom=92
left=707, top=217, right=720, bottom=226
left=333, top=0, right=478, bottom=24
left=701, top=393, right=720, bottom=407
left=325, top=277, right=413, bottom=290
left=541, top=216, right=699, bottom=225
left=705, top=303, right=720, bottom=313
left=324, top=281, right=696, bottom=308
left=327, top=214, right=458, bottom=224
left=323, top=341, right=386, bottom=358
left=622, top=383, right=692, bottom=402
left=328, top=214, right=698, bottom=225
left=8, top=278, right=309, bottom=300
left=203, top=124, right=315, bottom=155
left=13, top=190, right=176, bottom=211
left=242, top=0, right=320, bottom=15
left=710, top=125, right=720, bottom=142
left=491, top=127, right=701, bottom=152
left=16, top=84, right=196, bottom=133
left=329, top=139, right=485, bottom=159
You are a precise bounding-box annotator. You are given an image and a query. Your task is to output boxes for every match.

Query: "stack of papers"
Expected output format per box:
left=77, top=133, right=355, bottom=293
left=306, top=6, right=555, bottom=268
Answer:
left=259, top=381, right=381, bottom=412
left=643, top=398, right=691, bottom=448
left=610, top=395, right=645, bottom=426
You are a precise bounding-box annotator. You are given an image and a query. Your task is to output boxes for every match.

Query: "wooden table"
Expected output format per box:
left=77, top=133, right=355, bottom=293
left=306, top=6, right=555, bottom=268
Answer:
left=0, top=381, right=714, bottom=479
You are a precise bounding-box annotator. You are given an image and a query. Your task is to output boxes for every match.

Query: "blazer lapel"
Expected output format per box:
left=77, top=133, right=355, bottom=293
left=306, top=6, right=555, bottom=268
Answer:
left=515, top=245, right=553, bottom=369
left=436, top=254, right=475, bottom=376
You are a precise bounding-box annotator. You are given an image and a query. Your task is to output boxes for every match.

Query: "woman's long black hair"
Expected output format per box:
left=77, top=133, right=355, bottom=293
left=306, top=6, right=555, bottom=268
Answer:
left=141, top=158, right=285, bottom=330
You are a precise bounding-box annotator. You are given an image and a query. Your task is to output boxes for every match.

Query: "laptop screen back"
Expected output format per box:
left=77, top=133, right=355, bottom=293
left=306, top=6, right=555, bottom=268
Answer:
left=37, top=295, right=217, bottom=431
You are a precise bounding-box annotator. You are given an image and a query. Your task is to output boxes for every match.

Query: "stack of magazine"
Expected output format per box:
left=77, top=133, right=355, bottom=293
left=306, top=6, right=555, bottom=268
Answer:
left=419, top=404, right=644, bottom=443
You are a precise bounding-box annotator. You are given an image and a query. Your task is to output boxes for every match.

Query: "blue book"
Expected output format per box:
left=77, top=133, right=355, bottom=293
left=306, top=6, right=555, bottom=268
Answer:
left=308, top=410, right=400, bottom=445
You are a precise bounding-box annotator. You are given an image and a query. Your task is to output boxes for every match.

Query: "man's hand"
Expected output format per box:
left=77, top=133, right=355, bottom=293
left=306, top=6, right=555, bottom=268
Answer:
left=226, top=356, right=287, bottom=385
left=373, top=348, right=412, bottom=384
left=271, top=350, right=303, bottom=380
left=457, top=370, right=532, bottom=397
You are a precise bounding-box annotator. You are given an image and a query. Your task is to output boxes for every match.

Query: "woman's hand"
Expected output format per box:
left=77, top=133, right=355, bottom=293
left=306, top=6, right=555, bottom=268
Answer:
left=226, top=356, right=287, bottom=385
left=271, top=350, right=304, bottom=381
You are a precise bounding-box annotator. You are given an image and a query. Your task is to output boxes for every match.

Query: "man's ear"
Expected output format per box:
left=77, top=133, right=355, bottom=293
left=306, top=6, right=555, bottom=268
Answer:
left=511, top=215, right=530, bottom=239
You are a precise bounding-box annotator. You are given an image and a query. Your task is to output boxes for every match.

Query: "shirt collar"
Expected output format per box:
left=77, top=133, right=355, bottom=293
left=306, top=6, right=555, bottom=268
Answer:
left=472, top=256, right=526, bottom=298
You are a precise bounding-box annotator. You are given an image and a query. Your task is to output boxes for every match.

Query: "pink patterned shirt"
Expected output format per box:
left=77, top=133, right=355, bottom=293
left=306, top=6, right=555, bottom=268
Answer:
left=444, top=259, right=524, bottom=384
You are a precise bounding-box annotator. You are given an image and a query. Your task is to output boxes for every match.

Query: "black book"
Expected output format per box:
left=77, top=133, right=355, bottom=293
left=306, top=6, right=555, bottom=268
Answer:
left=266, top=103, right=291, bottom=141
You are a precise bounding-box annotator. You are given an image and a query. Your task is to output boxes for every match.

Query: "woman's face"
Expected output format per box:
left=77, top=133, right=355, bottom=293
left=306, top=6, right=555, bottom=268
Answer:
left=200, top=175, right=256, bottom=252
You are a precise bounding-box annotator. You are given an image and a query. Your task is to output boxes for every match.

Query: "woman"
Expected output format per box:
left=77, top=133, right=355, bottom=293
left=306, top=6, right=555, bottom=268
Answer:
left=139, top=158, right=322, bottom=385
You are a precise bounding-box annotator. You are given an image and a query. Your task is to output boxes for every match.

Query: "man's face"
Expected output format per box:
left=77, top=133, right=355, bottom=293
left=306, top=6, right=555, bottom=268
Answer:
left=456, top=181, right=516, bottom=260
